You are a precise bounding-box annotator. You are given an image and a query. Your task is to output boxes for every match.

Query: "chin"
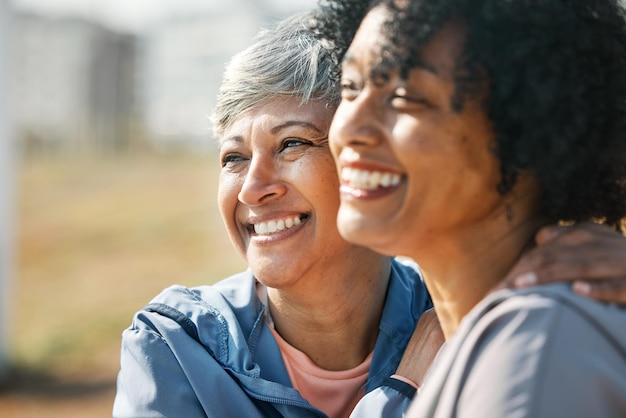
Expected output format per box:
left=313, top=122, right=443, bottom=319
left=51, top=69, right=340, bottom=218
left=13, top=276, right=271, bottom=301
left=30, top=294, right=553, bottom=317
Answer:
left=337, top=214, right=396, bottom=256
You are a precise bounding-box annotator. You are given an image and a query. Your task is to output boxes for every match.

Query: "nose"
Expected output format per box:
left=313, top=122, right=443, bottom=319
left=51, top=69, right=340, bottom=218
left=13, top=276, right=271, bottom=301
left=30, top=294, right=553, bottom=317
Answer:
left=238, top=155, right=287, bottom=206
left=330, top=92, right=383, bottom=150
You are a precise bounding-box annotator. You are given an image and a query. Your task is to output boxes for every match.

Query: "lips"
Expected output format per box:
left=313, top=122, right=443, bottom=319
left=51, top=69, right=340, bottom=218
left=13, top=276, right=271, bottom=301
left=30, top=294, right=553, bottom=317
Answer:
left=251, top=215, right=304, bottom=236
left=340, top=167, right=401, bottom=191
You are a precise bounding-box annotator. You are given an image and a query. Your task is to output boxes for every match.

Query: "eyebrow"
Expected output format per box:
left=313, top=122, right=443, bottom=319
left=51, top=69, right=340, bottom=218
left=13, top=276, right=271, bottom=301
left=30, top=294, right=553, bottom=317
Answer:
left=342, top=52, right=440, bottom=76
left=270, top=120, right=324, bottom=135
left=411, top=58, right=439, bottom=75
left=218, top=135, right=242, bottom=151
left=219, top=120, right=324, bottom=149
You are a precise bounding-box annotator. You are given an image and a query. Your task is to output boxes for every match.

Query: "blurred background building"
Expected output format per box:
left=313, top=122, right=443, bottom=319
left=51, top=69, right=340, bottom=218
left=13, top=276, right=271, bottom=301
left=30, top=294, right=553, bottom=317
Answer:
left=10, top=0, right=318, bottom=154
left=140, top=8, right=260, bottom=151
left=13, top=13, right=137, bottom=154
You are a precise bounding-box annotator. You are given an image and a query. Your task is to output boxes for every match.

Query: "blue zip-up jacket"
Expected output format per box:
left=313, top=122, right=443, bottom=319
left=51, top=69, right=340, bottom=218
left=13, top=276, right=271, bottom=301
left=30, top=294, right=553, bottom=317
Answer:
left=113, top=259, right=431, bottom=418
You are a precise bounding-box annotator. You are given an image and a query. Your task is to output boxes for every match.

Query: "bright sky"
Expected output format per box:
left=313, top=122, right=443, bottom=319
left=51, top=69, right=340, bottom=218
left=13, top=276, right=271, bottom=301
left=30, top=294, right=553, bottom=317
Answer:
left=10, top=0, right=319, bottom=32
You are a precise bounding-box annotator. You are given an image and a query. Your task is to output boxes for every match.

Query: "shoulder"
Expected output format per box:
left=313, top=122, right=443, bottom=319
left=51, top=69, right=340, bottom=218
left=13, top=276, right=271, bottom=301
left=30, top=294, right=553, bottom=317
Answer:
left=445, top=283, right=626, bottom=417
left=390, top=258, right=427, bottom=297
left=389, top=257, right=431, bottom=311
left=391, top=257, right=423, bottom=280
left=153, top=270, right=256, bottom=305
left=463, top=283, right=626, bottom=374
left=469, top=283, right=626, bottom=348
left=126, top=270, right=260, bottom=344
left=147, top=270, right=257, bottom=316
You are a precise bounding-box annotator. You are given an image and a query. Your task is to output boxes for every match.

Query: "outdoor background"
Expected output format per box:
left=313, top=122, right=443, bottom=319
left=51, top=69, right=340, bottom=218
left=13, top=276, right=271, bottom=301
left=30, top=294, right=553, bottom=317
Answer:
left=0, top=0, right=317, bottom=416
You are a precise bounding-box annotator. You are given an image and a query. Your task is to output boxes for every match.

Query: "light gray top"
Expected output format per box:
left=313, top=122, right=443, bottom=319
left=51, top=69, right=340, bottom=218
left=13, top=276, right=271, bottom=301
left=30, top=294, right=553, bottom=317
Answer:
left=406, top=283, right=626, bottom=417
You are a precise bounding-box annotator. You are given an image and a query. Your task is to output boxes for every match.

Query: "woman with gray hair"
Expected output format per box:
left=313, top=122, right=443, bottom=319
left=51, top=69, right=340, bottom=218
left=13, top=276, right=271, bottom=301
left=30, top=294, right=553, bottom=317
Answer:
left=114, top=13, right=434, bottom=417
left=113, top=11, right=626, bottom=418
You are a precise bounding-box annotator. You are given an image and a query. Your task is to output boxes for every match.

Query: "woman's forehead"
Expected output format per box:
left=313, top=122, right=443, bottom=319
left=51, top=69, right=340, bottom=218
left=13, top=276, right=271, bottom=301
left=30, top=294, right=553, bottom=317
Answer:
left=347, top=8, right=467, bottom=81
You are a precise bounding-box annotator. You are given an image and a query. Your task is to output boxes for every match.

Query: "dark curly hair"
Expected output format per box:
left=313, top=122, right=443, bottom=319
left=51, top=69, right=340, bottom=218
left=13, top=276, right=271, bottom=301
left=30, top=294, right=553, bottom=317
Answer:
left=314, top=0, right=626, bottom=231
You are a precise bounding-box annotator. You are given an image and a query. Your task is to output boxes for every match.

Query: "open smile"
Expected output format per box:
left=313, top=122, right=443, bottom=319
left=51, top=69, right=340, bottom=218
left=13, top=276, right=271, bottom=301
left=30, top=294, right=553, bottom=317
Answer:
left=340, top=167, right=402, bottom=192
left=248, top=214, right=309, bottom=237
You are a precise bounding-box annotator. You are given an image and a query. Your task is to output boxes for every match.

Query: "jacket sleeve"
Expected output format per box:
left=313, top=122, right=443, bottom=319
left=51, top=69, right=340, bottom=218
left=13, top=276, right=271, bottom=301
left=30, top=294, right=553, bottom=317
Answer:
left=350, top=378, right=415, bottom=418
left=113, top=325, right=207, bottom=418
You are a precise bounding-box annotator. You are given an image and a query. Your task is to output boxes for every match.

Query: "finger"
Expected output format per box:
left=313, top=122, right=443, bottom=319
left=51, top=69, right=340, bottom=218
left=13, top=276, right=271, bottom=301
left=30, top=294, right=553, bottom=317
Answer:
left=511, top=233, right=591, bottom=280
left=572, top=280, right=626, bottom=305
left=513, top=250, right=626, bottom=287
left=502, top=246, right=556, bottom=286
left=534, top=224, right=572, bottom=245
left=502, top=245, right=573, bottom=287
left=502, top=222, right=626, bottom=289
left=508, top=232, right=626, bottom=285
left=536, top=222, right=619, bottom=246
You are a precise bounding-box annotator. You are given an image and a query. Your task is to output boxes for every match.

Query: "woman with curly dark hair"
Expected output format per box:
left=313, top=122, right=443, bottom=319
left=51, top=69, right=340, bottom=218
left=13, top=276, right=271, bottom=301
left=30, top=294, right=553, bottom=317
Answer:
left=317, top=0, right=626, bottom=416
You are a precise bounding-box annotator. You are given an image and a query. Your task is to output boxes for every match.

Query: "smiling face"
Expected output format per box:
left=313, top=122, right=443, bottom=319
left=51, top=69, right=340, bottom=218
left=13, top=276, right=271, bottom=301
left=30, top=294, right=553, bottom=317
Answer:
left=218, top=96, right=369, bottom=287
left=329, top=7, right=505, bottom=259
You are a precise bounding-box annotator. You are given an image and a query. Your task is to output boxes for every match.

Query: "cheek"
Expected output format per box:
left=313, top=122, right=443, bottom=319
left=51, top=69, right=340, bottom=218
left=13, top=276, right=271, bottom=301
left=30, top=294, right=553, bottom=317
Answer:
left=312, top=156, right=341, bottom=194
left=459, top=132, right=500, bottom=189
left=392, top=116, right=433, bottom=151
left=328, top=111, right=347, bottom=158
left=290, top=156, right=341, bottom=211
left=316, top=175, right=342, bottom=221
left=217, top=174, right=241, bottom=229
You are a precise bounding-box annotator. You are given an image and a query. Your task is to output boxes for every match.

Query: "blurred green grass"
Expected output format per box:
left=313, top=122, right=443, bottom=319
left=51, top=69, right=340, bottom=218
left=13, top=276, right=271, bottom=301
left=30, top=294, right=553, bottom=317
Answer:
left=5, top=153, right=246, bottom=415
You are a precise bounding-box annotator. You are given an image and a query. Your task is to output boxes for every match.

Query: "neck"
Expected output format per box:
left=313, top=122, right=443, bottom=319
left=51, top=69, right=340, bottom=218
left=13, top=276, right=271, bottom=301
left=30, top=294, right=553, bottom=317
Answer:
left=411, top=206, right=545, bottom=340
left=267, top=251, right=392, bottom=371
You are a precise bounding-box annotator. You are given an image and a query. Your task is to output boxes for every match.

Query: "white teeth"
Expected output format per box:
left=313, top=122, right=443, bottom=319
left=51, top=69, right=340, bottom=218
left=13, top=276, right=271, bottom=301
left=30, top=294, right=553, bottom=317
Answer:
left=341, top=167, right=401, bottom=190
left=253, top=215, right=302, bottom=236
left=381, top=172, right=391, bottom=187
left=367, top=171, right=381, bottom=189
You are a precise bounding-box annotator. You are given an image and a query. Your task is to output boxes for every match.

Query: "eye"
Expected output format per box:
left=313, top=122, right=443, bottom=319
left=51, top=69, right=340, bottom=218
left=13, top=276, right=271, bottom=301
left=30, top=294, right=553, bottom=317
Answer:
left=339, top=79, right=361, bottom=101
left=390, top=87, right=432, bottom=110
left=278, top=138, right=312, bottom=152
left=220, top=153, right=247, bottom=167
